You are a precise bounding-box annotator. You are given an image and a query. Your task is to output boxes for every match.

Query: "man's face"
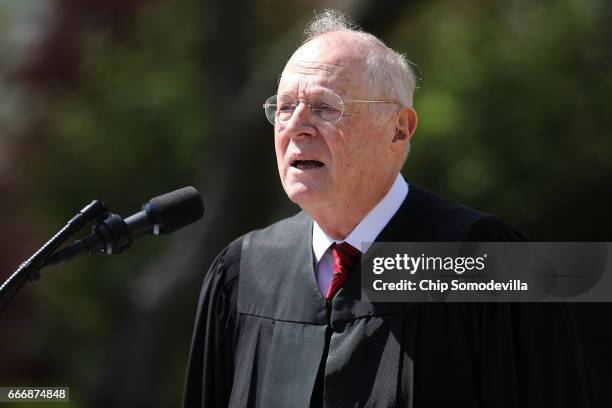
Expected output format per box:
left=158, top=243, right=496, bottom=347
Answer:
left=275, top=32, right=398, bottom=215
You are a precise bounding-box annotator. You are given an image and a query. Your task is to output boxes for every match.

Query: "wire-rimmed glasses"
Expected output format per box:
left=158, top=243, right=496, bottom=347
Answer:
left=263, top=91, right=401, bottom=126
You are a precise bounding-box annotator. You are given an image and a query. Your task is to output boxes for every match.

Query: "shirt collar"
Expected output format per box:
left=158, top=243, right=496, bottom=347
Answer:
left=312, top=173, right=409, bottom=262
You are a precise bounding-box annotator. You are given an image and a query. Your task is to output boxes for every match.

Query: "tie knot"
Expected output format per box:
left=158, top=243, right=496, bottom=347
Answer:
left=326, top=242, right=360, bottom=301
left=331, top=242, right=360, bottom=274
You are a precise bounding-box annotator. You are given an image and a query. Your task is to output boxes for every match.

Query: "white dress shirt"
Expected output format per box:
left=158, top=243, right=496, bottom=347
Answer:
left=312, top=173, right=409, bottom=296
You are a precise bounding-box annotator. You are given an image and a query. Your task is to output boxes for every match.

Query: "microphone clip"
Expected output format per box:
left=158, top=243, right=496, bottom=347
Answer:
left=92, top=212, right=132, bottom=255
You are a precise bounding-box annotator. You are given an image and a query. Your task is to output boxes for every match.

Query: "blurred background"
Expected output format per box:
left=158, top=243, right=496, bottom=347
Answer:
left=1, top=0, right=611, bottom=406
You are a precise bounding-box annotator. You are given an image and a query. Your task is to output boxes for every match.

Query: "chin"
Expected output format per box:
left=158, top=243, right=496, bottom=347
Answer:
left=286, top=185, right=315, bottom=204
left=284, top=182, right=323, bottom=208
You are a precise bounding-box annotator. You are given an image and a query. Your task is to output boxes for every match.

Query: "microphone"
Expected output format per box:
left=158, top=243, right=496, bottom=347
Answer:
left=43, top=186, right=204, bottom=267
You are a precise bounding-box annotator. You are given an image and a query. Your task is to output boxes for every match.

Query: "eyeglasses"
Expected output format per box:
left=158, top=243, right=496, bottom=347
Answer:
left=262, top=91, right=401, bottom=125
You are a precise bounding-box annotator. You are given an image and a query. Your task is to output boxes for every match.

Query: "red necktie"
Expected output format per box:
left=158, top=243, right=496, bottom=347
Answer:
left=326, top=242, right=361, bottom=301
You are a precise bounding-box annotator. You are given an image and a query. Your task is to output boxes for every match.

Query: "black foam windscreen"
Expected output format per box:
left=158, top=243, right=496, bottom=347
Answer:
left=145, top=186, right=204, bottom=234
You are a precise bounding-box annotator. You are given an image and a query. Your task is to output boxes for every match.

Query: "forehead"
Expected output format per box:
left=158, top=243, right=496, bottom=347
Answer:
left=278, top=32, right=370, bottom=97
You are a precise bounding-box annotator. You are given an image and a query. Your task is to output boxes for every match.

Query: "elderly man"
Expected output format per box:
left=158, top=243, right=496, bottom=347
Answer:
left=183, top=10, right=590, bottom=408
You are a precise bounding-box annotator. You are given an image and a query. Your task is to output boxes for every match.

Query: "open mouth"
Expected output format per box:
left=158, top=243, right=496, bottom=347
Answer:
left=291, top=160, right=324, bottom=170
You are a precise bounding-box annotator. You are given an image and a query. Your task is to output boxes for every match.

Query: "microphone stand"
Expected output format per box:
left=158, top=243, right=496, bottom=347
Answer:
left=0, top=200, right=107, bottom=313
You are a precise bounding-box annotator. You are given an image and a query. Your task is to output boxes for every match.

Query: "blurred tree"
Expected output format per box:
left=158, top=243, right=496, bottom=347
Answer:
left=389, top=0, right=612, bottom=241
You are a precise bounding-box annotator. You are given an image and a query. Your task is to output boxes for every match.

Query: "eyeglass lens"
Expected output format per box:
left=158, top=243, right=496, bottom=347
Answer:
left=264, top=91, right=344, bottom=125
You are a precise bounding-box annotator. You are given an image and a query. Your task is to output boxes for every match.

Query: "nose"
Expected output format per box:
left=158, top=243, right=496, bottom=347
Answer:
left=281, top=100, right=316, bottom=136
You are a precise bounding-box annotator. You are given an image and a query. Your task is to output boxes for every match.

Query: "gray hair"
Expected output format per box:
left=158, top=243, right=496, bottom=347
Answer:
left=303, top=9, right=417, bottom=107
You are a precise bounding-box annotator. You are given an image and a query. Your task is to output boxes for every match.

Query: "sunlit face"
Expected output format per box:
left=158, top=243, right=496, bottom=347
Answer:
left=275, top=32, right=399, bottom=215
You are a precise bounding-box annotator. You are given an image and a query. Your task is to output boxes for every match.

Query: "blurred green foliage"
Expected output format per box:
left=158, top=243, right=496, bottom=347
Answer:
left=38, top=0, right=208, bottom=210
left=14, top=0, right=208, bottom=405
left=394, top=0, right=612, bottom=239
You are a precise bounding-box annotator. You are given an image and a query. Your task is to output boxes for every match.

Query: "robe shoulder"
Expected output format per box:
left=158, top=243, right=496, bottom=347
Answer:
left=182, top=212, right=313, bottom=408
left=380, top=183, right=529, bottom=242
left=467, top=214, right=530, bottom=241
left=189, top=209, right=310, bottom=317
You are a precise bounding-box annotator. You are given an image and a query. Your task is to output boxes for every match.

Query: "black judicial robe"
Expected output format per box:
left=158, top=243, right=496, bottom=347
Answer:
left=183, top=184, right=591, bottom=408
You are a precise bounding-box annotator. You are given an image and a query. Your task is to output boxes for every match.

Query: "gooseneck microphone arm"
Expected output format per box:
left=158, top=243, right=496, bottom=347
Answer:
left=0, top=200, right=107, bottom=313
left=0, top=187, right=204, bottom=314
left=39, top=212, right=133, bottom=268
left=42, top=186, right=205, bottom=267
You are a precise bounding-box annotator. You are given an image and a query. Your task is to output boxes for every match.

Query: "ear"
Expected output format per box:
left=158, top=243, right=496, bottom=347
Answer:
left=392, top=107, right=418, bottom=144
